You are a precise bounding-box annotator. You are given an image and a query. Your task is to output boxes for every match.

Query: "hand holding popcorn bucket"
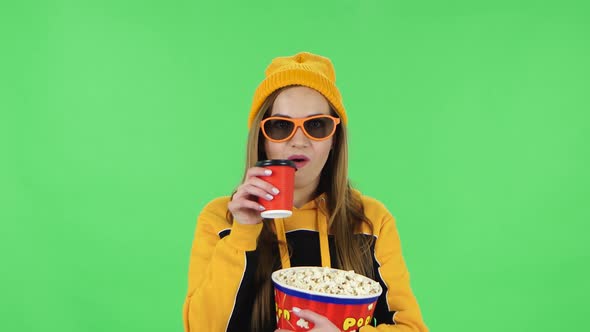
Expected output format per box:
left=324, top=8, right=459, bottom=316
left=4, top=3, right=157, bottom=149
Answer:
left=271, top=267, right=383, bottom=331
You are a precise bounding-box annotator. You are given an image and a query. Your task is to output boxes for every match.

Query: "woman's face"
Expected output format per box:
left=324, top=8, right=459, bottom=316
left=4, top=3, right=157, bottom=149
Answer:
left=264, top=86, right=334, bottom=191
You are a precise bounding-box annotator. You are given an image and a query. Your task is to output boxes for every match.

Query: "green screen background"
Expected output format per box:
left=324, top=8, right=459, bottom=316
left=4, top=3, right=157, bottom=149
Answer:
left=2, top=0, right=589, bottom=331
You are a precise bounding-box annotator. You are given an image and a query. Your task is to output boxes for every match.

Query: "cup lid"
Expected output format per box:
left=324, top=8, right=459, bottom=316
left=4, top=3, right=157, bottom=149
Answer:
left=255, top=159, right=297, bottom=169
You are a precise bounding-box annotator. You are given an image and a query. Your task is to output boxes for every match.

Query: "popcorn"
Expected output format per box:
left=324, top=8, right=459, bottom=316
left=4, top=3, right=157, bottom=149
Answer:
left=274, top=267, right=381, bottom=296
left=296, top=318, right=309, bottom=329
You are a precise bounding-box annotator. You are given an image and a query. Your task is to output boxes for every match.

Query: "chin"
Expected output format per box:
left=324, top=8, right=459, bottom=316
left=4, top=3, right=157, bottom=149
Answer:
left=294, top=171, right=320, bottom=188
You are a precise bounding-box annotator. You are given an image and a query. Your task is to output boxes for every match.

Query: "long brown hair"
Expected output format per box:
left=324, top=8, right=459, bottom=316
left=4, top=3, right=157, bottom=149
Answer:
left=227, top=87, right=375, bottom=331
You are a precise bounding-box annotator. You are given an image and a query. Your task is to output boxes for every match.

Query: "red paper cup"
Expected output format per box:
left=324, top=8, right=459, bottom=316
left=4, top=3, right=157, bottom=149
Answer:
left=255, top=159, right=297, bottom=218
left=272, top=267, right=382, bottom=331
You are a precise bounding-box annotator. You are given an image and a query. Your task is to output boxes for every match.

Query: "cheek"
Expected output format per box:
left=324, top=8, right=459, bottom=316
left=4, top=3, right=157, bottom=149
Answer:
left=315, top=141, right=333, bottom=163
left=264, top=141, right=281, bottom=158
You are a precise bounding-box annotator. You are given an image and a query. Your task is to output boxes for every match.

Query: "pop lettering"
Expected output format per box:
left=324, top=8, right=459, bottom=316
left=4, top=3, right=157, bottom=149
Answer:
left=342, top=316, right=372, bottom=330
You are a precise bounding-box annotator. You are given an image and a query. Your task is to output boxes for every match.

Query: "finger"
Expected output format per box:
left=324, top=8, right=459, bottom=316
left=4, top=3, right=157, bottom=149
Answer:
left=232, top=182, right=272, bottom=202
left=231, top=184, right=252, bottom=201
left=247, top=177, right=280, bottom=195
left=246, top=166, right=273, bottom=178
left=239, top=183, right=275, bottom=201
left=228, top=199, right=265, bottom=213
left=291, top=307, right=329, bottom=325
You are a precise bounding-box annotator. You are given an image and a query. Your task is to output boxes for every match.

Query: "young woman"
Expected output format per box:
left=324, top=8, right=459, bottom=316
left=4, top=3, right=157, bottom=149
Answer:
left=183, top=52, right=428, bottom=332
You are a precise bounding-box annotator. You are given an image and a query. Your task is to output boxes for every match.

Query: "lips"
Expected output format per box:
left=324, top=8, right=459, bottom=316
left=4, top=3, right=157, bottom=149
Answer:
left=287, top=155, right=310, bottom=169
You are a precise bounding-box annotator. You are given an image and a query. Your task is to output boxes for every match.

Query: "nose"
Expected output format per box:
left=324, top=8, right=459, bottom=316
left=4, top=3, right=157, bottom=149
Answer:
left=289, top=126, right=310, bottom=148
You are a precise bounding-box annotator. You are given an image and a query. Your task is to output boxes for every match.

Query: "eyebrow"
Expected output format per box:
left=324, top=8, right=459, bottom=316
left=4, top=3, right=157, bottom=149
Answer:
left=272, top=113, right=325, bottom=118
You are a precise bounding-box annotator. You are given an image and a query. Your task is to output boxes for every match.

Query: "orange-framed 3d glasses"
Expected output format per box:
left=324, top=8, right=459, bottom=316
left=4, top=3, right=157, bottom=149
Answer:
left=260, top=115, right=341, bottom=143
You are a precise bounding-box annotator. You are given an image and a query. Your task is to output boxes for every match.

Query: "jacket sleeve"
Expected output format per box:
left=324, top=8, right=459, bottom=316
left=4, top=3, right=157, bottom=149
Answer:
left=182, top=198, right=263, bottom=331
left=360, top=210, right=428, bottom=332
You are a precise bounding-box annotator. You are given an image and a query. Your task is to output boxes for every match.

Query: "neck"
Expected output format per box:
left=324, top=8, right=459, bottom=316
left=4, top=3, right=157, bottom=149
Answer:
left=293, top=178, right=320, bottom=208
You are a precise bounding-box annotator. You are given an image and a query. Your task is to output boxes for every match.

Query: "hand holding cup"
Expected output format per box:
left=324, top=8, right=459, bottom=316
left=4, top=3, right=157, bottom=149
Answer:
left=229, top=160, right=297, bottom=224
left=228, top=166, right=280, bottom=225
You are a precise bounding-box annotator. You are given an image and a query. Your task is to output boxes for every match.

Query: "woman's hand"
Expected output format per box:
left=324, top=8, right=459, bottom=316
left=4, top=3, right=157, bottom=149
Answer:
left=228, top=167, right=279, bottom=225
left=275, top=307, right=340, bottom=332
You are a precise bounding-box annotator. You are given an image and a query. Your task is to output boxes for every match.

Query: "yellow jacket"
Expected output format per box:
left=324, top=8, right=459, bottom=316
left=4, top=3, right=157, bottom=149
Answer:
left=183, top=192, right=428, bottom=331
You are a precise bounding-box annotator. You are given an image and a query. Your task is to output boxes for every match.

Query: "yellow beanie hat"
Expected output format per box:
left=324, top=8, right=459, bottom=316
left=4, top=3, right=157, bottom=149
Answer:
left=248, top=52, right=347, bottom=128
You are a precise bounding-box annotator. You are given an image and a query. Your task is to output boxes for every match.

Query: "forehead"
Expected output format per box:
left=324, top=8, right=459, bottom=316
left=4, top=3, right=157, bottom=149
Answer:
left=271, top=86, right=331, bottom=117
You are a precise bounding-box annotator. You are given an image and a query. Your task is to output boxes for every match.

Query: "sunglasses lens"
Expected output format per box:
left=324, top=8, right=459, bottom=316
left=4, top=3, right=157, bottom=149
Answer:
left=263, top=119, right=295, bottom=140
left=304, top=117, right=335, bottom=139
